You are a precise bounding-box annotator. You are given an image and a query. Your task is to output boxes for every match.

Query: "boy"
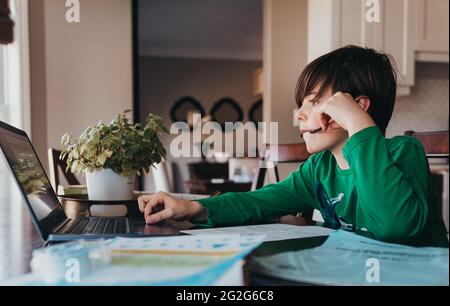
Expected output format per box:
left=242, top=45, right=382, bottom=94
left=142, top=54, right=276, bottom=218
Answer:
left=138, top=46, right=448, bottom=247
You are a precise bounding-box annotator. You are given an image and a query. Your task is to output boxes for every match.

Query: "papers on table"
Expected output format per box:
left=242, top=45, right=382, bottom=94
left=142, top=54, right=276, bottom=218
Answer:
left=107, top=234, right=264, bottom=255
left=7, top=235, right=264, bottom=286
left=250, top=230, right=449, bottom=286
left=78, top=235, right=265, bottom=286
left=182, top=224, right=335, bottom=242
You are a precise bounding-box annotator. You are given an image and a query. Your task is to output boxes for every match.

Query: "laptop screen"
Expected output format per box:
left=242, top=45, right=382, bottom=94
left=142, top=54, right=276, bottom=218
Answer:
left=0, top=122, right=66, bottom=238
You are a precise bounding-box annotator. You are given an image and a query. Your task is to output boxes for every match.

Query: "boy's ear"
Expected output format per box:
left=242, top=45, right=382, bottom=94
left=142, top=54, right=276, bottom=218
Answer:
left=355, top=96, right=371, bottom=112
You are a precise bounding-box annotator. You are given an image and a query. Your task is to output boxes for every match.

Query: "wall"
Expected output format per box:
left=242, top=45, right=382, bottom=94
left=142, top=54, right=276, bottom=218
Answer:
left=263, top=0, right=308, bottom=145
left=387, top=63, right=449, bottom=137
left=262, top=0, right=308, bottom=180
left=29, top=0, right=133, bottom=176
left=139, top=56, right=262, bottom=192
left=138, top=0, right=263, bottom=61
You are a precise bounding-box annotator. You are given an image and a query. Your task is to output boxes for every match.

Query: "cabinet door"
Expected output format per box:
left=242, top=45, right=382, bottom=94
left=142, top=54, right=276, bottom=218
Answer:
left=332, top=0, right=365, bottom=47
left=368, top=0, right=415, bottom=93
left=334, top=0, right=415, bottom=94
left=415, top=0, right=449, bottom=62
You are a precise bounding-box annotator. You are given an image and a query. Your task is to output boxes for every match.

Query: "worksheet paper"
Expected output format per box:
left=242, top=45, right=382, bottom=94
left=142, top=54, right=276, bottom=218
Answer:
left=250, top=230, right=449, bottom=286
left=182, top=224, right=335, bottom=242
left=6, top=235, right=265, bottom=286
left=80, top=235, right=266, bottom=286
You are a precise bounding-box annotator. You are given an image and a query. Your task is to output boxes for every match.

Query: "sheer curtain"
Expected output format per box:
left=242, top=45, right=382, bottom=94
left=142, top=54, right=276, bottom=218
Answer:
left=0, top=0, right=30, bottom=132
left=0, top=0, right=31, bottom=280
left=0, top=0, right=30, bottom=201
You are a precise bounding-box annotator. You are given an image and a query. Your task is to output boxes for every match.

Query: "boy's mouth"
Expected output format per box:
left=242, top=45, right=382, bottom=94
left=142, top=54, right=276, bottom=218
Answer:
left=308, top=127, right=323, bottom=134
left=300, top=127, right=322, bottom=136
left=300, top=126, right=342, bottom=137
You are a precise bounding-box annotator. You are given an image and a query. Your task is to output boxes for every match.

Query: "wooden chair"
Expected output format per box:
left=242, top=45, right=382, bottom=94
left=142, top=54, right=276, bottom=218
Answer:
left=251, top=143, right=311, bottom=190
left=251, top=143, right=313, bottom=225
left=404, top=131, right=449, bottom=158
left=48, top=148, right=80, bottom=190
left=404, top=131, right=449, bottom=232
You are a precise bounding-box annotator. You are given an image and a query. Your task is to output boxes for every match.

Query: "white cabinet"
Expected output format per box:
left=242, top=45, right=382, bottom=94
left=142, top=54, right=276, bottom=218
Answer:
left=308, top=0, right=415, bottom=96
left=415, top=0, right=449, bottom=62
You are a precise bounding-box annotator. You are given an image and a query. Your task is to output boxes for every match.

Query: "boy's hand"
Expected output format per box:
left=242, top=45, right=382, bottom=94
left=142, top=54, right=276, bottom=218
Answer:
left=138, top=192, right=207, bottom=224
left=316, top=92, right=376, bottom=137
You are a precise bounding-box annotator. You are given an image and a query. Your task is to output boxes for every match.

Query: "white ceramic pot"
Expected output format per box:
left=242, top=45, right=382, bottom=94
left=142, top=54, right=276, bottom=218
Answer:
left=85, top=169, right=135, bottom=217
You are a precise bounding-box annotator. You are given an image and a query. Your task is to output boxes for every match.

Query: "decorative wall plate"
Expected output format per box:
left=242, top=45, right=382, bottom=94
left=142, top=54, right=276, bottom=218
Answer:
left=170, top=96, right=205, bottom=124
left=210, top=97, right=243, bottom=130
left=248, top=99, right=263, bottom=125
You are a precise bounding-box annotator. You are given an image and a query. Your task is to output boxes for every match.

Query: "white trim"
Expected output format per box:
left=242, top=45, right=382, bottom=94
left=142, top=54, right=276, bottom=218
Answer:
left=17, top=0, right=31, bottom=136
left=2, top=0, right=31, bottom=135
left=416, top=52, right=450, bottom=63
left=397, top=85, right=411, bottom=97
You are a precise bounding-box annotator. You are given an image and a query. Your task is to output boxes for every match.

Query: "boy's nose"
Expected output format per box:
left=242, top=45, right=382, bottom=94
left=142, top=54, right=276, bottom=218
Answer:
left=297, top=108, right=307, bottom=122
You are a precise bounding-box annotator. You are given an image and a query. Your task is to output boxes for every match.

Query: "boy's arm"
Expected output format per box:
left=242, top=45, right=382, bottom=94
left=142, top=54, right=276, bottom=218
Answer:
left=343, top=126, right=433, bottom=243
left=193, top=159, right=319, bottom=228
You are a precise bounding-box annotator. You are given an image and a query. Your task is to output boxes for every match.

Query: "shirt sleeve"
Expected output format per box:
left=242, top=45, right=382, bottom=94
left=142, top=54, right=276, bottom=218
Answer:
left=193, top=157, right=319, bottom=228
left=343, top=126, right=432, bottom=243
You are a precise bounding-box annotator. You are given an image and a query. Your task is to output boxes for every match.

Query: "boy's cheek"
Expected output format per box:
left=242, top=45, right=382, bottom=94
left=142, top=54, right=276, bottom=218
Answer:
left=309, top=111, right=323, bottom=127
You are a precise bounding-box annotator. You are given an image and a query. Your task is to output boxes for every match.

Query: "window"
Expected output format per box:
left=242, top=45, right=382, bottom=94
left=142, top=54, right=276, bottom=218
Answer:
left=0, top=1, right=30, bottom=280
left=0, top=0, right=31, bottom=199
left=0, top=0, right=30, bottom=131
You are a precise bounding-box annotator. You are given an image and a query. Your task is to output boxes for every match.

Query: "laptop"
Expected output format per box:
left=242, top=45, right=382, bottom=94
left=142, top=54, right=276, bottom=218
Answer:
left=0, top=120, right=180, bottom=242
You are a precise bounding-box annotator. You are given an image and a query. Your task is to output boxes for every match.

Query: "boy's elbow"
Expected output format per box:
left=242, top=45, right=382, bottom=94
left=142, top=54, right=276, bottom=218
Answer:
left=372, top=205, right=428, bottom=243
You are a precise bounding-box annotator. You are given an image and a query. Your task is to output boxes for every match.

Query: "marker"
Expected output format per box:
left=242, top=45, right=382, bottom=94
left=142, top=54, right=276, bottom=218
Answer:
left=309, top=127, right=323, bottom=134
left=308, top=127, right=342, bottom=134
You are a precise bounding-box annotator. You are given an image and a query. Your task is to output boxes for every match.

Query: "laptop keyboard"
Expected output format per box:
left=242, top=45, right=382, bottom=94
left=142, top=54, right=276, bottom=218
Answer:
left=61, top=217, right=128, bottom=235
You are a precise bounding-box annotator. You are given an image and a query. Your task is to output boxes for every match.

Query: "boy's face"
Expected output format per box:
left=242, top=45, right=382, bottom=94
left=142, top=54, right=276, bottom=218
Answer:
left=297, top=88, right=349, bottom=153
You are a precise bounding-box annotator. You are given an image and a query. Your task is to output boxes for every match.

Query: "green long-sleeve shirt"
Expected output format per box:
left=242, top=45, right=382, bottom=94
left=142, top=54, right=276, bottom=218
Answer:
left=196, top=126, right=448, bottom=247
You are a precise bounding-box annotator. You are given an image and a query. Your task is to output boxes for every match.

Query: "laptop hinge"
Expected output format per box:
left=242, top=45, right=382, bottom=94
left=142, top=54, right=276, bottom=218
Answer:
left=50, top=218, right=71, bottom=234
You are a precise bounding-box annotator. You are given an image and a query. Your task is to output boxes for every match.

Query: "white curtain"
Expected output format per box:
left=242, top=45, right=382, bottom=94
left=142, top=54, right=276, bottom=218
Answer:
left=0, top=0, right=30, bottom=133
left=0, top=0, right=31, bottom=279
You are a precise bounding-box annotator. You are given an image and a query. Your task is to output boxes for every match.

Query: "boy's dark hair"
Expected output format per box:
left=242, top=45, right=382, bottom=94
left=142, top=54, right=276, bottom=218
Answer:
left=296, top=45, right=397, bottom=135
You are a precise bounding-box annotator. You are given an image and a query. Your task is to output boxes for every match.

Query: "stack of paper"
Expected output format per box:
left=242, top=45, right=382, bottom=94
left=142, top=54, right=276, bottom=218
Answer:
left=8, top=235, right=264, bottom=286
left=250, top=230, right=449, bottom=286
left=182, top=224, right=334, bottom=242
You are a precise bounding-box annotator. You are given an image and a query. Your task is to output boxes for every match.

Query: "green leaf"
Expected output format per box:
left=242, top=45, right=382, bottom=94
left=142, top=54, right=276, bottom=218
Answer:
left=97, top=152, right=109, bottom=165
left=59, top=110, right=168, bottom=176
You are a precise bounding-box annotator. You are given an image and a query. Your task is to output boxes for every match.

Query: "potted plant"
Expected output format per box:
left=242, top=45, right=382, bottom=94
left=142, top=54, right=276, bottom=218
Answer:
left=61, top=110, right=168, bottom=202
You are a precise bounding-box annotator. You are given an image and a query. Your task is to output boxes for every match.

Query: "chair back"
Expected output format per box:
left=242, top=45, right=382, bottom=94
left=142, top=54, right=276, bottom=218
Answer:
left=251, top=142, right=313, bottom=225
left=48, top=148, right=80, bottom=190
left=251, top=143, right=310, bottom=190
left=404, top=130, right=449, bottom=158
left=404, top=131, right=449, bottom=232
